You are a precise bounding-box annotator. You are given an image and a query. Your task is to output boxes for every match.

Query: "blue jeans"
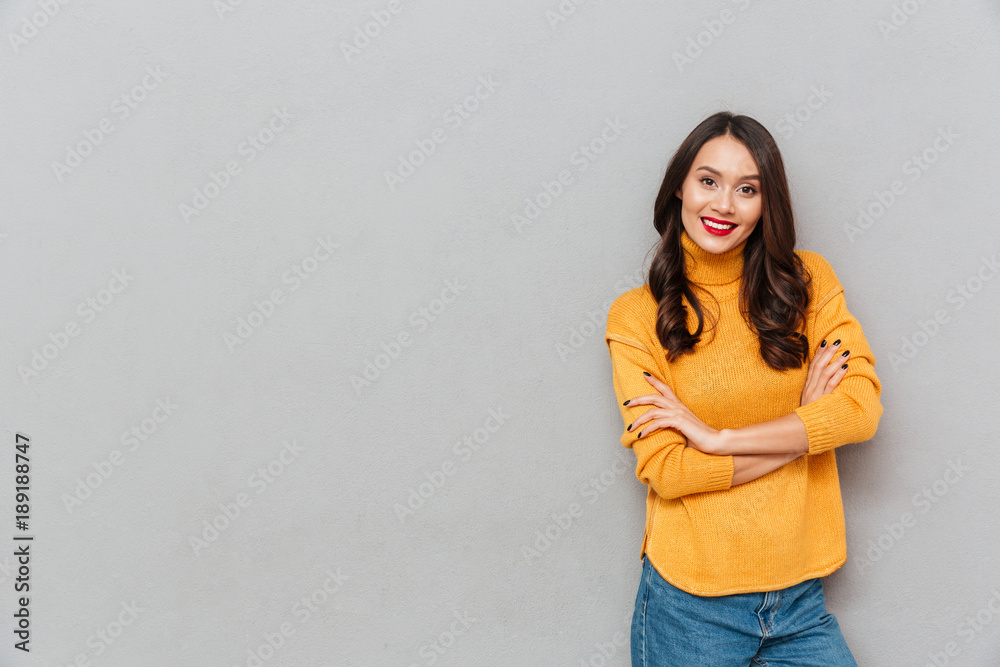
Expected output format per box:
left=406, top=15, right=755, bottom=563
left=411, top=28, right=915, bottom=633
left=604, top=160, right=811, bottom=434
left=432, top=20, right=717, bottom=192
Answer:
left=632, top=556, right=858, bottom=666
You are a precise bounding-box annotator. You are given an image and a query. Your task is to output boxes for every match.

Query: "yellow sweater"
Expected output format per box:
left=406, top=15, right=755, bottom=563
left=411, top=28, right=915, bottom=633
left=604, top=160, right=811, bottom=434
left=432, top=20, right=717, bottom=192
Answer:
left=604, top=229, right=883, bottom=596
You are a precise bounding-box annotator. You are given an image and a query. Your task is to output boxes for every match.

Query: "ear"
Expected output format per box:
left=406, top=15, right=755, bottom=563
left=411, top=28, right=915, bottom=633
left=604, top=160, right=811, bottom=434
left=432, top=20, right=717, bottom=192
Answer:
left=674, top=187, right=682, bottom=200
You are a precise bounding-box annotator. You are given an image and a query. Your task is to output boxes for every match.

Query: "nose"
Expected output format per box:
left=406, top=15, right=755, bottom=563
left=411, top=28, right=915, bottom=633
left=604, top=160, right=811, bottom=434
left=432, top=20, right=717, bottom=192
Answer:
left=712, top=188, right=735, bottom=214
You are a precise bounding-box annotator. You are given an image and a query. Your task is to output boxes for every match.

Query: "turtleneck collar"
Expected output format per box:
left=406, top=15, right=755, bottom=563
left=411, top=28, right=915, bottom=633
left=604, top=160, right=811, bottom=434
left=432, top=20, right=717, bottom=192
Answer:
left=680, top=228, right=747, bottom=286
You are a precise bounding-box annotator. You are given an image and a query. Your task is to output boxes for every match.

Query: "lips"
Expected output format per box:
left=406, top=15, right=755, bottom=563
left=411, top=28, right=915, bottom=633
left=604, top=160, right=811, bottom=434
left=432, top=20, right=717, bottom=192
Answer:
left=700, top=217, right=738, bottom=236
left=702, top=217, right=737, bottom=230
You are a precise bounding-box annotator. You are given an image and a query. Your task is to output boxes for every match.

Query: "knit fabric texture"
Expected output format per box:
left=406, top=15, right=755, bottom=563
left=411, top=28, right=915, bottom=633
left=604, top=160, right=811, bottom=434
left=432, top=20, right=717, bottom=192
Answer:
left=604, top=228, right=883, bottom=596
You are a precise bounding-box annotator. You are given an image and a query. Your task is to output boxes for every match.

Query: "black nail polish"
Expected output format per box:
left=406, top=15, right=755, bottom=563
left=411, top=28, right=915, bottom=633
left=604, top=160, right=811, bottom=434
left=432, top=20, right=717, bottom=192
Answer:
left=627, top=423, right=632, bottom=430
left=841, top=350, right=849, bottom=357
left=623, top=400, right=630, bottom=406
left=833, top=339, right=841, bottom=346
left=841, top=363, right=847, bottom=369
left=643, top=371, right=651, bottom=377
left=820, top=340, right=826, bottom=347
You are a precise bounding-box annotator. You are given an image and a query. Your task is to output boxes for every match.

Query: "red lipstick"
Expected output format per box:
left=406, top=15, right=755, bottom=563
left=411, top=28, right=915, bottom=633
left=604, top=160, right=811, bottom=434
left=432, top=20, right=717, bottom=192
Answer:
left=701, top=217, right=737, bottom=236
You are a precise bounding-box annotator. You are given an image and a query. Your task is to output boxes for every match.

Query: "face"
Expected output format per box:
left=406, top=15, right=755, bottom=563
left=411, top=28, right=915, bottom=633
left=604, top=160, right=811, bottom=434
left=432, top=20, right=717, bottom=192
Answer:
left=674, top=134, right=762, bottom=254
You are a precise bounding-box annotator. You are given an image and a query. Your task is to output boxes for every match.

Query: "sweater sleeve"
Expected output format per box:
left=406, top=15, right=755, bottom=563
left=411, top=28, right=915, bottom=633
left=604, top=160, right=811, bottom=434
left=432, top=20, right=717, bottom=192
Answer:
left=792, top=258, right=884, bottom=456
left=605, top=304, right=734, bottom=500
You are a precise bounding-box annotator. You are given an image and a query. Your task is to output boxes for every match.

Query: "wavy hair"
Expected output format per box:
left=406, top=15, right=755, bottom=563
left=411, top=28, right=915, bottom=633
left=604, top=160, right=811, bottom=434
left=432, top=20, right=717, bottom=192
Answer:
left=647, top=111, right=811, bottom=371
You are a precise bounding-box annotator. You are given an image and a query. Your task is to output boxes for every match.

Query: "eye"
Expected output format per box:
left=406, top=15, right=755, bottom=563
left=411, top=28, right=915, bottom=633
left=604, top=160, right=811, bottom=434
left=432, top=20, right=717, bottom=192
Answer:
left=739, top=185, right=758, bottom=195
left=700, top=177, right=716, bottom=187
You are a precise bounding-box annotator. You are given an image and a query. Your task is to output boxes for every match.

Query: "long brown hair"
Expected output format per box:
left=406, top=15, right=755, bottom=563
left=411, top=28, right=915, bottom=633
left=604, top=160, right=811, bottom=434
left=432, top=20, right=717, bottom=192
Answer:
left=648, top=111, right=811, bottom=371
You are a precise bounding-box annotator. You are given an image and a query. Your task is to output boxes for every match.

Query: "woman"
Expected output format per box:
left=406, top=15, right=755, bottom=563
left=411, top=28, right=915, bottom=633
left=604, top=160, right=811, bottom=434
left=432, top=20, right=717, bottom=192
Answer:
left=604, top=111, right=883, bottom=666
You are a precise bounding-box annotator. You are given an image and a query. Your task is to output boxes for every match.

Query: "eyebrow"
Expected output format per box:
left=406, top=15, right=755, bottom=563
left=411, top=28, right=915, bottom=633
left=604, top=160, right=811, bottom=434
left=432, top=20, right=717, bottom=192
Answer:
left=695, top=166, right=760, bottom=182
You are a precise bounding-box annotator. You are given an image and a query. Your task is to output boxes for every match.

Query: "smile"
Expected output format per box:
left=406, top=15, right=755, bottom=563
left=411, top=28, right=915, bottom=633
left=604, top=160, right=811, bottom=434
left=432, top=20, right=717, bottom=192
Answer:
left=701, top=217, right=737, bottom=235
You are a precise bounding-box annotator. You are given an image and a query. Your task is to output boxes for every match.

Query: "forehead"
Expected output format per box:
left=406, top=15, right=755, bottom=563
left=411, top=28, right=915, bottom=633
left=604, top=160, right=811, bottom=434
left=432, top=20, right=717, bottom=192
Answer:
left=691, top=136, right=759, bottom=178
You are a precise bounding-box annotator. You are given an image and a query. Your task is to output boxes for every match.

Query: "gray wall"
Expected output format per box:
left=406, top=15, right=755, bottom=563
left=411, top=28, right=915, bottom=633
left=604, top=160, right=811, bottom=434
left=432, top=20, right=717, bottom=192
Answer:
left=2, top=0, right=999, bottom=665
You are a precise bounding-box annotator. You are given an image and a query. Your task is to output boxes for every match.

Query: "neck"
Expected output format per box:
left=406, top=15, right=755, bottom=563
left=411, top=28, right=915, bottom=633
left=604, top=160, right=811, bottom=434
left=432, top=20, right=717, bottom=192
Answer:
left=680, top=228, right=747, bottom=285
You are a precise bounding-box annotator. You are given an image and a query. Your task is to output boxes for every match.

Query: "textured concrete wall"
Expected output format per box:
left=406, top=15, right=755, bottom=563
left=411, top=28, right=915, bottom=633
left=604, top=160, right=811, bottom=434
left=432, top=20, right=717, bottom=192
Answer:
left=1, top=0, right=999, bottom=665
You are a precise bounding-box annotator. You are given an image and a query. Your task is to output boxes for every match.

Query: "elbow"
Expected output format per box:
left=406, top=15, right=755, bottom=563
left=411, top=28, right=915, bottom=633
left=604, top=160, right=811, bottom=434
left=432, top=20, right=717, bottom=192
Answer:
left=841, top=380, right=883, bottom=442
left=851, top=395, right=883, bottom=442
left=863, top=374, right=884, bottom=440
left=864, top=398, right=884, bottom=441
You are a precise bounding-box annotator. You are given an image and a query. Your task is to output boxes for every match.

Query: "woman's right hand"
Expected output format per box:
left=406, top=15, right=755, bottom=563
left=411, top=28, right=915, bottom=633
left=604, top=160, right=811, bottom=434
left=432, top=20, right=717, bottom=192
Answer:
left=800, top=338, right=850, bottom=407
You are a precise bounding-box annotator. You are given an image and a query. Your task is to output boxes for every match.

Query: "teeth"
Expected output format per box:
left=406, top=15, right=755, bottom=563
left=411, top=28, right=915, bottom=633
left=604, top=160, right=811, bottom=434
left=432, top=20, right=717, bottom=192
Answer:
left=703, top=218, right=736, bottom=230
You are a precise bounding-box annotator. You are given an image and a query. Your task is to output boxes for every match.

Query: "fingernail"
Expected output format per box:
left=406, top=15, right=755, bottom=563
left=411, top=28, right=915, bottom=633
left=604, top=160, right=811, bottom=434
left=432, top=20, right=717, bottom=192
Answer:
left=820, top=340, right=826, bottom=347
left=841, top=363, right=847, bottom=369
left=833, top=339, right=841, bottom=346
left=841, top=350, right=849, bottom=357
left=623, top=400, right=630, bottom=406
left=627, top=423, right=632, bottom=431
left=643, top=371, right=651, bottom=377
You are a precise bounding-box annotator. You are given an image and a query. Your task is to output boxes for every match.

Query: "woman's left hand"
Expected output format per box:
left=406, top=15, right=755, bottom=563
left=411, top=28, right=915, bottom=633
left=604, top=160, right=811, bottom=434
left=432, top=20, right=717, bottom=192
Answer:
left=626, top=372, right=725, bottom=455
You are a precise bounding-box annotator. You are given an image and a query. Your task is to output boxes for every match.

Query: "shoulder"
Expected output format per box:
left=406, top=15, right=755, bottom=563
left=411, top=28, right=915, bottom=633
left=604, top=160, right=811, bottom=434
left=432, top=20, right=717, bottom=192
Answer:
left=606, top=284, right=656, bottom=349
left=607, top=283, right=655, bottom=321
left=794, top=248, right=844, bottom=310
